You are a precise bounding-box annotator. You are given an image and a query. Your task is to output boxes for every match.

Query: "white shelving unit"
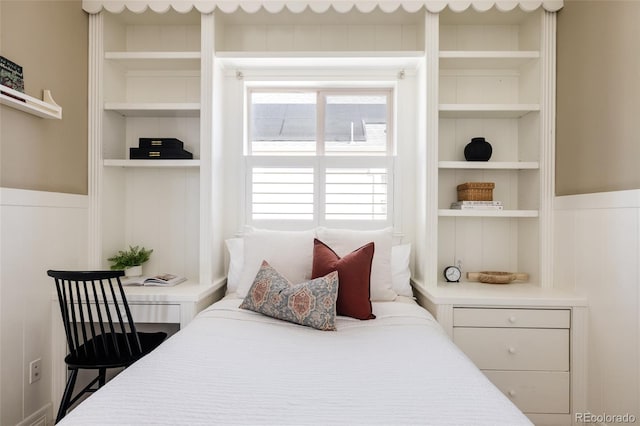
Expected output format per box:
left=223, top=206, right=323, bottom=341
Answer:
left=411, top=8, right=588, bottom=424
left=434, top=8, right=546, bottom=287
left=88, top=9, right=218, bottom=289
left=0, top=84, right=62, bottom=119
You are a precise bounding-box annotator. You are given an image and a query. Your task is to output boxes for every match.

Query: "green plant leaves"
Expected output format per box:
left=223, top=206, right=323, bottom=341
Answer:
left=107, top=245, right=153, bottom=270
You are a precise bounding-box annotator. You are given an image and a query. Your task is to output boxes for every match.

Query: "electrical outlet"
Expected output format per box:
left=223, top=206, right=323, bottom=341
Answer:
left=29, top=358, right=41, bottom=384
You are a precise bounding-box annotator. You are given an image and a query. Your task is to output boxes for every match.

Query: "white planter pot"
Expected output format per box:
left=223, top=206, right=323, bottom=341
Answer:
left=124, top=265, right=142, bottom=277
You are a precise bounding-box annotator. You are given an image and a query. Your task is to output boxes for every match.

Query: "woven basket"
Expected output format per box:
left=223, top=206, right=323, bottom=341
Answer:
left=457, top=182, right=495, bottom=201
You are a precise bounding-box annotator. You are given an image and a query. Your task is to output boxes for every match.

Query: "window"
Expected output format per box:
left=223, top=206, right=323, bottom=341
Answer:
left=246, top=88, right=394, bottom=227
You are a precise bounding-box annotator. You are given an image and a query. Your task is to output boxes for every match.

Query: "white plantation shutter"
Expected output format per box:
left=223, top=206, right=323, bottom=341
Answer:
left=325, top=167, right=388, bottom=221
left=251, top=167, right=314, bottom=220
left=247, top=88, right=393, bottom=227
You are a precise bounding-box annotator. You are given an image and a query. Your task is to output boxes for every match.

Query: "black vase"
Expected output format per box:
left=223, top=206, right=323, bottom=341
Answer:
left=464, top=137, right=492, bottom=161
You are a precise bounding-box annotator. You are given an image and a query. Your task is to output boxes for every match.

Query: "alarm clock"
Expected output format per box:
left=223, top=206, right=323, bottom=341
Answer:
left=443, top=265, right=462, bottom=283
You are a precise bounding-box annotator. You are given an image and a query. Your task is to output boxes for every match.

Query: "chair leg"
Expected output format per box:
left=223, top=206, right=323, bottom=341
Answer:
left=98, top=368, right=106, bottom=387
left=56, top=368, right=78, bottom=423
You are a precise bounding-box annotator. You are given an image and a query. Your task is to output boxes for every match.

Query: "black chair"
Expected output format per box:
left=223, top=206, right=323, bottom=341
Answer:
left=47, top=270, right=167, bottom=423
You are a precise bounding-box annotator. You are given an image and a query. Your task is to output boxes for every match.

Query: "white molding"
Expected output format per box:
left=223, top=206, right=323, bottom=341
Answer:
left=424, top=11, right=439, bottom=288
left=555, top=189, right=640, bottom=210
left=82, top=1, right=564, bottom=15
left=539, top=10, right=556, bottom=289
left=88, top=12, right=104, bottom=269
left=571, top=306, right=588, bottom=423
left=0, top=188, right=88, bottom=209
left=16, top=403, right=53, bottom=426
left=199, top=12, right=215, bottom=285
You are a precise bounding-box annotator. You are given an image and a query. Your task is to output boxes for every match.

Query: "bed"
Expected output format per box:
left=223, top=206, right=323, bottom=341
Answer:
left=57, top=227, right=532, bottom=425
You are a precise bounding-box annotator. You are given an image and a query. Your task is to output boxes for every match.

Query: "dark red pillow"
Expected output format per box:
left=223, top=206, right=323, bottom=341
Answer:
left=311, top=238, right=375, bottom=320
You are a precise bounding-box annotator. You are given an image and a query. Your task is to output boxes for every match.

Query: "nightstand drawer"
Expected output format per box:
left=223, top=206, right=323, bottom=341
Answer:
left=454, top=308, right=570, bottom=328
left=484, top=371, right=570, bottom=414
left=453, top=327, right=569, bottom=371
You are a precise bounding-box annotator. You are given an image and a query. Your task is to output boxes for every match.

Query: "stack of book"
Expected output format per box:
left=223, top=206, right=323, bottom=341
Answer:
left=450, top=201, right=503, bottom=210
left=0, top=56, right=25, bottom=100
left=130, top=138, right=193, bottom=159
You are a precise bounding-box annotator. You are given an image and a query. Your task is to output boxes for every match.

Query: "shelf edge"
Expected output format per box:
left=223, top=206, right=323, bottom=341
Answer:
left=0, top=85, right=62, bottom=119
left=104, top=159, right=201, bottom=168
left=438, top=209, right=539, bottom=218
left=438, top=161, right=539, bottom=170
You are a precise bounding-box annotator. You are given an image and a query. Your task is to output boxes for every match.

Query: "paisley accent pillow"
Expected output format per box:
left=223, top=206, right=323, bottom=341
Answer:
left=239, top=261, right=339, bottom=331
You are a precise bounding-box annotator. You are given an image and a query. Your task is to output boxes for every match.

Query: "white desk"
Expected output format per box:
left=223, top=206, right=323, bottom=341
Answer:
left=51, top=280, right=226, bottom=412
left=113, top=280, right=225, bottom=328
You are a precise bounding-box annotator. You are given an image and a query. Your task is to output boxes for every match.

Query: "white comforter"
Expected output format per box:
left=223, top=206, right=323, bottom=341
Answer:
left=59, top=297, right=532, bottom=425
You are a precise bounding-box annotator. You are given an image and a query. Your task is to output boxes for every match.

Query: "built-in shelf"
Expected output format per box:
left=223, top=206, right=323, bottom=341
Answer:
left=438, top=209, right=539, bottom=218
left=105, top=51, right=201, bottom=70
left=104, top=159, right=201, bottom=168
left=439, top=104, right=540, bottom=118
left=216, top=51, right=425, bottom=70
left=439, top=51, right=539, bottom=69
left=104, top=102, right=200, bottom=117
left=0, top=84, right=62, bottom=119
left=438, top=161, right=539, bottom=169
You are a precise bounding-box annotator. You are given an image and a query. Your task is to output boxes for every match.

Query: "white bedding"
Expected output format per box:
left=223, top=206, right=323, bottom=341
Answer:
left=59, top=297, right=532, bottom=425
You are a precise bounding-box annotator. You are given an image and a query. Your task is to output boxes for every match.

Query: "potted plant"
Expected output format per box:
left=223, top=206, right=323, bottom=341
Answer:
left=107, top=245, right=153, bottom=277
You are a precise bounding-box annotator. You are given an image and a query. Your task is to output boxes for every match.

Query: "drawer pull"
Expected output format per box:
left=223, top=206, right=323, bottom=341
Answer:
left=508, top=347, right=517, bottom=354
left=508, top=316, right=517, bottom=324
left=508, top=390, right=517, bottom=398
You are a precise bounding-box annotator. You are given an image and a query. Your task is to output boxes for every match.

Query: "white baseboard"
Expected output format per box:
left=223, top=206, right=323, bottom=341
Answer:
left=17, top=403, right=53, bottom=426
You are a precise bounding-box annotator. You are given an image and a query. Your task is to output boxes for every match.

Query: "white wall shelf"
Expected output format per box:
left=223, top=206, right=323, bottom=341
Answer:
left=0, top=84, right=62, bottom=119
left=105, top=51, right=201, bottom=70
left=438, top=161, right=539, bottom=170
left=439, top=51, right=539, bottom=69
left=216, top=51, right=425, bottom=70
left=438, top=209, right=539, bottom=218
left=104, top=102, right=200, bottom=117
left=104, top=159, right=201, bottom=167
left=439, top=104, right=540, bottom=118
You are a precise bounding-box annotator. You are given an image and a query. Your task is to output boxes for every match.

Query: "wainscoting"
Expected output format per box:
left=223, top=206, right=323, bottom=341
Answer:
left=555, top=190, right=640, bottom=423
left=1, top=188, right=88, bottom=426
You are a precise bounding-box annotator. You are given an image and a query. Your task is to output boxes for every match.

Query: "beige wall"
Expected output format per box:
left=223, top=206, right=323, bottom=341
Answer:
left=556, top=0, right=640, bottom=196
left=0, top=1, right=88, bottom=194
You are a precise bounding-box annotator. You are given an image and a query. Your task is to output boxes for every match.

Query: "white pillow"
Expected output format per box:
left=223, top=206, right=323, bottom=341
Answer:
left=315, top=227, right=397, bottom=301
left=224, top=238, right=244, bottom=295
left=236, top=227, right=315, bottom=298
left=392, top=244, right=412, bottom=297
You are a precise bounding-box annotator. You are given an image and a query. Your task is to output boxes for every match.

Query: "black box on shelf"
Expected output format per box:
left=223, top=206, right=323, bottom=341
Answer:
left=138, top=138, right=185, bottom=150
left=130, top=147, right=193, bottom=159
